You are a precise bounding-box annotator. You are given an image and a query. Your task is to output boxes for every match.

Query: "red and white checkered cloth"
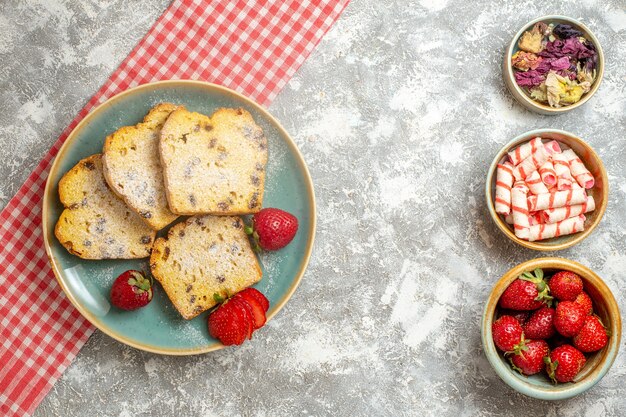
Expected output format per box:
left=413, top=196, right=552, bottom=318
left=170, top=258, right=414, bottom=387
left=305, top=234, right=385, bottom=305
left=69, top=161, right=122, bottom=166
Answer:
left=0, top=0, right=349, bottom=415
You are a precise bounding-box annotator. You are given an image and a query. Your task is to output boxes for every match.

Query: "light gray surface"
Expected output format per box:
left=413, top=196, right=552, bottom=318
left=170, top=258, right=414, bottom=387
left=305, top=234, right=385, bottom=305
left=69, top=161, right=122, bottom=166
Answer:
left=2, top=0, right=626, bottom=416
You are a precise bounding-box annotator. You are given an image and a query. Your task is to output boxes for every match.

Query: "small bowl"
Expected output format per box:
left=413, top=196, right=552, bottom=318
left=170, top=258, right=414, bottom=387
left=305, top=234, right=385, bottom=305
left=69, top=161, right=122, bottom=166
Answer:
left=503, top=15, right=604, bottom=115
left=486, top=129, right=608, bottom=251
left=482, top=257, right=621, bottom=400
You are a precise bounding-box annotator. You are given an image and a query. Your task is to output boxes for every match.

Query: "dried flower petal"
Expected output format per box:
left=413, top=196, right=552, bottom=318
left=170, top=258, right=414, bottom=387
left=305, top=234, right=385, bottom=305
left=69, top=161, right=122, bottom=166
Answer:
left=553, top=24, right=584, bottom=39
left=576, top=62, right=596, bottom=84
left=512, top=51, right=543, bottom=71
left=530, top=84, right=548, bottom=102
left=539, top=37, right=595, bottom=61
left=544, top=71, right=589, bottom=107
left=545, top=72, right=566, bottom=107
left=518, top=24, right=545, bottom=53
left=515, top=70, right=545, bottom=87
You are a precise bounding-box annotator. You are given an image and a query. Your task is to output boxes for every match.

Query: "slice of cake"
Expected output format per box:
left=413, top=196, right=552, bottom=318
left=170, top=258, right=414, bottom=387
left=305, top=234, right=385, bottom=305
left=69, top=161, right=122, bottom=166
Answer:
left=102, top=103, right=180, bottom=230
left=54, top=154, right=156, bottom=259
left=159, top=107, right=268, bottom=215
left=150, top=215, right=262, bottom=319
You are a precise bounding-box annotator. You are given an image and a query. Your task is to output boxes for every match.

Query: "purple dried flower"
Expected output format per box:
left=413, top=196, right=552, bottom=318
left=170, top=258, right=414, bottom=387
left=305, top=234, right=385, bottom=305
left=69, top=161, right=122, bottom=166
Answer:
left=539, top=37, right=596, bottom=62
left=539, top=39, right=564, bottom=58
left=551, top=56, right=571, bottom=70
left=535, top=57, right=572, bottom=74
left=515, top=70, right=545, bottom=87
left=562, top=38, right=595, bottom=59
left=552, top=24, right=583, bottom=39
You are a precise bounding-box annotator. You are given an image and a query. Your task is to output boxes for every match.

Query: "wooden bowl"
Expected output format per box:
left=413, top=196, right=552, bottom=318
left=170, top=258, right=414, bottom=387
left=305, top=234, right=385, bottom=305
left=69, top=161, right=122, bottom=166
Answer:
left=482, top=258, right=621, bottom=400
left=486, top=129, right=608, bottom=251
left=503, top=15, right=604, bottom=115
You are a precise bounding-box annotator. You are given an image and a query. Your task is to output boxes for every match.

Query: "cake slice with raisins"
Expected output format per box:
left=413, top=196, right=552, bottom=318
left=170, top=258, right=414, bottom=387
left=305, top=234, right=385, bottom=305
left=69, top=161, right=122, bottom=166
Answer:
left=54, top=154, right=156, bottom=259
left=150, top=215, right=262, bottom=319
left=102, top=103, right=180, bottom=230
left=159, top=107, right=268, bottom=215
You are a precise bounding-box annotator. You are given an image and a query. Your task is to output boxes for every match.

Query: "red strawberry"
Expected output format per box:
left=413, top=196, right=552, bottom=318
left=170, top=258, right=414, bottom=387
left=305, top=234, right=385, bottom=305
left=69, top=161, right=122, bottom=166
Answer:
left=499, top=269, right=553, bottom=310
left=554, top=301, right=587, bottom=337
left=492, top=316, right=526, bottom=353
left=523, top=307, right=556, bottom=339
left=229, top=297, right=254, bottom=340
left=545, top=345, right=586, bottom=383
left=573, top=315, right=608, bottom=353
left=110, top=270, right=153, bottom=310
left=207, top=288, right=271, bottom=345
left=234, top=290, right=267, bottom=330
left=499, top=309, right=531, bottom=325
left=510, top=339, right=549, bottom=376
left=208, top=300, right=250, bottom=346
left=574, top=291, right=593, bottom=315
left=239, top=287, right=270, bottom=312
left=549, top=271, right=583, bottom=301
left=247, top=208, right=298, bottom=250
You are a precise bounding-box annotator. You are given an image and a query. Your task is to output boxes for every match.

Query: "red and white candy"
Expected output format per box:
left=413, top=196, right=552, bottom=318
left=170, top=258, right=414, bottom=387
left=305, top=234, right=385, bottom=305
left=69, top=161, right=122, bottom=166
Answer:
left=528, top=215, right=586, bottom=242
left=495, top=162, right=514, bottom=215
left=496, top=138, right=596, bottom=242
left=540, top=196, right=595, bottom=224
left=562, top=149, right=595, bottom=189
left=527, top=189, right=588, bottom=212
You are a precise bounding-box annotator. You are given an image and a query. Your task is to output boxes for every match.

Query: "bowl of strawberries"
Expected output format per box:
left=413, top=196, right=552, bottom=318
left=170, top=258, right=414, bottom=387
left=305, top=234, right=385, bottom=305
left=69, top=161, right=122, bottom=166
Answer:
left=481, top=257, right=621, bottom=400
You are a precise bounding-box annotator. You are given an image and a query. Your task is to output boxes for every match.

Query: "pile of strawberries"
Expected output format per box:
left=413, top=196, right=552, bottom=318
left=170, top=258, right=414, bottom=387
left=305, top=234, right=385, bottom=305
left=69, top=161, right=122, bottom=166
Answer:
left=492, top=268, right=609, bottom=383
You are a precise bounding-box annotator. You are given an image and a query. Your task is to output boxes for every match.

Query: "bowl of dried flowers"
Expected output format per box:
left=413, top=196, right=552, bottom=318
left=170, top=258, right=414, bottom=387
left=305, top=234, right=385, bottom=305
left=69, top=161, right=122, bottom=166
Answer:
left=503, top=16, right=604, bottom=115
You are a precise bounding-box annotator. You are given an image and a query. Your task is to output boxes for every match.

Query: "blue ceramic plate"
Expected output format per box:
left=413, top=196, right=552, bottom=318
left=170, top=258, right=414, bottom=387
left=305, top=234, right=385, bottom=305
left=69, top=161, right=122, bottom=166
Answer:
left=42, top=81, right=316, bottom=355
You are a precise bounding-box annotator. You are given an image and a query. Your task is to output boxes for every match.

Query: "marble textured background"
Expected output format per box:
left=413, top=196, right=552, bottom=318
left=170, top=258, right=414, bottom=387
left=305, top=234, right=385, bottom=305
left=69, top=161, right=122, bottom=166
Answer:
left=1, top=0, right=626, bottom=416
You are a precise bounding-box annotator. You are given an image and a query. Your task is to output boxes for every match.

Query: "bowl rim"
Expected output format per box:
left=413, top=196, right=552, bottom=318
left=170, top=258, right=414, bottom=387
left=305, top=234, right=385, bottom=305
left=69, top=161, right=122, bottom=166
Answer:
left=504, top=15, right=604, bottom=113
left=485, top=128, right=608, bottom=251
left=481, top=257, right=621, bottom=400
left=41, top=79, right=317, bottom=355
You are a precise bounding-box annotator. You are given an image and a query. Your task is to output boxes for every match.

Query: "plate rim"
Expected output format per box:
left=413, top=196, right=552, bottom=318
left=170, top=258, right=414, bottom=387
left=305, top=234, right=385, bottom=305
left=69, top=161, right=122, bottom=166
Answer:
left=42, top=80, right=317, bottom=355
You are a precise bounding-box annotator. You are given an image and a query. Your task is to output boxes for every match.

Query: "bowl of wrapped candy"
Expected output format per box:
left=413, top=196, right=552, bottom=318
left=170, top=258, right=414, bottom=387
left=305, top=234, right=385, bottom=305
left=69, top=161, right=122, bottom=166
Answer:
left=486, top=129, right=608, bottom=251
left=503, top=16, right=603, bottom=115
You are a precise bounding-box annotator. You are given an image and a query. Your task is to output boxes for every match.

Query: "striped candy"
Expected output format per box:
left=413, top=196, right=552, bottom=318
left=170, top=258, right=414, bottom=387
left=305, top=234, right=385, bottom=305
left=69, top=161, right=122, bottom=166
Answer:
left=511, top=187, right=531, bottom=238
left=528, top=215, right=586, bottom=242
left=552, top=153, right=572, bottom=177
left=540, top=196, right=595, bottom=224
left=557, top=176, right=573, bottom=191
left=495, top=162, right=514, bottom=215
left=525, top=170, right=549, bottom=194
left=513, top=144, right=549, bottom=181
left=562, top=149, right=595, bottom=189
left=538, top=160, right=557, bottom=187
left=507, top=137, right=543, bottom=166
left=544, top=140, right=562, bottom=155
left=527, top=188, right=588, bottom=212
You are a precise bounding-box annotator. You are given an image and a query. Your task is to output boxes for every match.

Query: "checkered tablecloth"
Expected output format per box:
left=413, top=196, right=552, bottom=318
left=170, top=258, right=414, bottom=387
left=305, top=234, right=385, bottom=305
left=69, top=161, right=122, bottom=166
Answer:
left=0, top=1, right=349, bottom=415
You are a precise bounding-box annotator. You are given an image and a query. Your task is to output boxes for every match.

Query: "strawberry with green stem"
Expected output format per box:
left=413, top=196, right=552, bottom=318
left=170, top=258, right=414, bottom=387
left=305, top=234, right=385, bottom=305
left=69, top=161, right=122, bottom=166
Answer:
left=499, top=268, right=553, bottom=311
left=208, top=288, right=270, bottom=346
left=246, top=208, right=298, bottom=251
left=545, top=344, right=586, bottom=383
left=510, top=339, right=549, bottom=376
left=492, top=315, right=526, bottom=354
left=110, top=270, right=154, bottom=310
